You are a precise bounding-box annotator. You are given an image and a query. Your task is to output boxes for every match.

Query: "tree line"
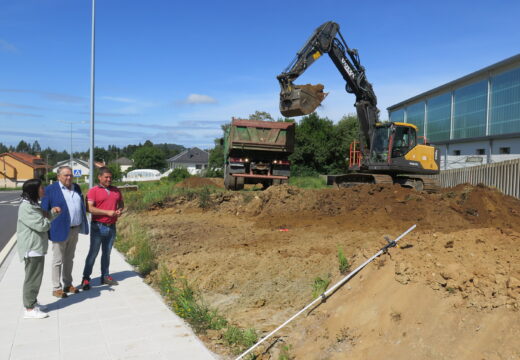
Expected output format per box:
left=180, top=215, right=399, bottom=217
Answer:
left=0, top=140, right=185, bottom=172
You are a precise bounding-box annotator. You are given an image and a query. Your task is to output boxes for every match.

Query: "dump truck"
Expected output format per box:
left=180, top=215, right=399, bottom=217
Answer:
left=223, top=117, right=295, bottom=190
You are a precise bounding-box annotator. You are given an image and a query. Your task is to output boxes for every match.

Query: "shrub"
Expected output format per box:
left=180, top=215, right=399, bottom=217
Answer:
left=168, top=167, right=191, bottom=183
left=289, top=176, right=327, bottom=189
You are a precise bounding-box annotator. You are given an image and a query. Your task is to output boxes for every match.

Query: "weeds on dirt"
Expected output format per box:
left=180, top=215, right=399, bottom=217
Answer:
left=312, top=274, right=331, bottom=299
left=115, top=223, right=157, bottom=276
left=157, top=265, right=227, bottom=333
left=278, top=344, right=293, bottom=360
left=198, top=186, right=213, bottom=209
left=223, top=326, right=258, bottom=354
left=337, top=246, right=351, bottom=275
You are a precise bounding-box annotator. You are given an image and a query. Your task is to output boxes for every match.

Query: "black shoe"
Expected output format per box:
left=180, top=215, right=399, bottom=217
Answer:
left=101, top=276, right=119, bottom=286
left=81, top=278, right=91, bottom=291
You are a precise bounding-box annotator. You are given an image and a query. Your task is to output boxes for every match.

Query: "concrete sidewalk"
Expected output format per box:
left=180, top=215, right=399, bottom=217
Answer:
left=0, top=234, right=218, bottom=360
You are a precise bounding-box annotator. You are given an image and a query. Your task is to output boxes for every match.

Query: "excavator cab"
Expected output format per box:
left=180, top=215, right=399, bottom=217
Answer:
left=369, top=122, right=418, bottom=164
left=279, top=84, right=328, bottom=117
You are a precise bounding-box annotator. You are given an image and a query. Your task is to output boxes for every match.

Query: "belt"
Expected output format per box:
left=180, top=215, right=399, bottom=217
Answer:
left=70, top=225, right=80, bottom=228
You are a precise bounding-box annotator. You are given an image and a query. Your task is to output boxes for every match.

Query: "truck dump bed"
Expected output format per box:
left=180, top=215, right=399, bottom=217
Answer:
left=226, top=118, right=295, bottom=153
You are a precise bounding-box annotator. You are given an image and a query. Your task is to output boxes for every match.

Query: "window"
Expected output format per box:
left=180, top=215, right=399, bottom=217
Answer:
left=406, top=102, right=425, bottom=137
left=453, top=150, right=461, bottom=155
left=490, top=67, right=520, bottom=135
left=453, top=80, right=487, bottom=139
left=499, top=147, right=511, bottom=154
left=476, top=149, right=485, bottom=155
left=196, top=164, right=202, bottom=169
left=427, top=93, right=451, bottom=142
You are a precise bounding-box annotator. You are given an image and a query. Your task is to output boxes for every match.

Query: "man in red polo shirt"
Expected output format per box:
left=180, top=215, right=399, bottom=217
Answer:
left=81, top=167, right=124, bottom=290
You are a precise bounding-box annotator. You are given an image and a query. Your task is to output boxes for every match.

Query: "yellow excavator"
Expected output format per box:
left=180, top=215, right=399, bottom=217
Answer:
left=277, top=21, right=439, bottom=191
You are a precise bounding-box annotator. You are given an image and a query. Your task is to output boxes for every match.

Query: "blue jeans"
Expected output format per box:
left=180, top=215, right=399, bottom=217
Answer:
left=83, top=222, right=116, bottom=280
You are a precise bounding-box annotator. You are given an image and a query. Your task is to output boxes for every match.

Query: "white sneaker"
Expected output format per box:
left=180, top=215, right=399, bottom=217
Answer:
left=35, top=301, right=47, bottom=311
left=24, top=308, right=49, bottom=319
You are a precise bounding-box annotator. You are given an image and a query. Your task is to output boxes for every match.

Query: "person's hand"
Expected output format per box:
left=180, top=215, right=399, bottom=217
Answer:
left=115, top=208, right=123, bottom=217
left=51, top=207, right=61, bottom=215
left=107, top=210, right=116, bottom=217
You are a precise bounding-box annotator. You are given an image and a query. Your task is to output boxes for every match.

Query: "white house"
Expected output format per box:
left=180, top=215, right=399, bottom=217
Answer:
left=114, top=157, right=134, bottom=172
left=52, top=158, right=105, bottom=177
left=167, top=147, right=209, bottom=175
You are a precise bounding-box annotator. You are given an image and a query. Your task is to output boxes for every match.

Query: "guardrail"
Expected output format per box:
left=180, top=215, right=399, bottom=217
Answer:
left=437, top=158, right=520, bottom=198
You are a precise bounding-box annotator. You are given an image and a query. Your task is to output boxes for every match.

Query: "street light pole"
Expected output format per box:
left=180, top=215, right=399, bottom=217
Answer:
left=89, top=0, right=96, bottom=189
left=70, top=122, right=73, bottom=167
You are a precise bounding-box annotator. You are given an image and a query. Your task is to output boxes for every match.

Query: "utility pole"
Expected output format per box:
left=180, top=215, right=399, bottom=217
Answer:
left=89, top=0, right=96, bottom=189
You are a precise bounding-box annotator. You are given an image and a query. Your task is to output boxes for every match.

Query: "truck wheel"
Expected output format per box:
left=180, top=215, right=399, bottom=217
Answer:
left=235, top=176, right=244, bottom=190
left=224, top=165, right=234, bottom=190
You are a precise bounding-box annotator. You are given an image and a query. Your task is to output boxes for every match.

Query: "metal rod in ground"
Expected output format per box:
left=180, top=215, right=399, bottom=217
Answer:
left=235, top=224, right=417, bottom=360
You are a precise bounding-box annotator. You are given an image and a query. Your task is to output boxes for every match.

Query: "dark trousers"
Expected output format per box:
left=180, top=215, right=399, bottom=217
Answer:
left=83, top=222, right=116, bottom=280
left=23, top=256, right=44, bottom=309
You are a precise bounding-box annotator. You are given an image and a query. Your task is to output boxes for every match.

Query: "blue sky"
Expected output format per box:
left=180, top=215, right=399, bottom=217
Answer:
left=1, top=0, right=519, bottom=152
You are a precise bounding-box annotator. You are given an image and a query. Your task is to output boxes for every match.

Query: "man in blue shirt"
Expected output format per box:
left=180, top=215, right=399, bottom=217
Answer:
left=41, top=166, right=89, bottom=298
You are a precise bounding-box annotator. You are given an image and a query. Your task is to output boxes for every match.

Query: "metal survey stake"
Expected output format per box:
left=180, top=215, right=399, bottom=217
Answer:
left=236, top=224, right=417, bottom=360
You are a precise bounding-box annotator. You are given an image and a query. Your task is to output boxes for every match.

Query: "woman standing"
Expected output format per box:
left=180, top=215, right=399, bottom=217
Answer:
left=17, top=179, right=60, bottom=319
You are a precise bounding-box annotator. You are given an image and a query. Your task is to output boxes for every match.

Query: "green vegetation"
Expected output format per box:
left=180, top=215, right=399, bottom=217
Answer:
left=223, top=326, right=258, bottom=355
left=337, top=246, right=351, bottom=275
left=289, top=176, right=327, bottom=189
left=116, top=224, right=157, bottom=276
left=157, top=265, right=228, bottom=333
left=311, top=275, right=331, bottom=299
left=167, top=167, right=191, bottom=182
left=279, top=344, right=293, bottom=360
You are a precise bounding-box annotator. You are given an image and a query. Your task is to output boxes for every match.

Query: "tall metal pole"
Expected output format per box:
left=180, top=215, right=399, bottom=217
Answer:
left=89, top=0, right=96, bottom=188
left=70, top=123, right=73, bottom=168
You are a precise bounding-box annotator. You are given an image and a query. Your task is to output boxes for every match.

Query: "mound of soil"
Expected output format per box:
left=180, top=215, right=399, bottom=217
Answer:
left=175, top=177, right=224, bottom=189
left=122, top=182, right=520, bottom=359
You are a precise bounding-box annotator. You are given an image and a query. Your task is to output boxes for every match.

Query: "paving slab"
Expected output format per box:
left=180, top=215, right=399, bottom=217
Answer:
left=0, top=233, right=219, bottom=360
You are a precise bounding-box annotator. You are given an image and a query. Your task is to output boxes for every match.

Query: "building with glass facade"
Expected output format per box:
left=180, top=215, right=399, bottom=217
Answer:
left=387, top=54, right=520, bottom=169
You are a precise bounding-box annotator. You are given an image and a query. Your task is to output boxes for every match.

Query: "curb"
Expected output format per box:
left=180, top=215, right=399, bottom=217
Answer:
left=0, top=233, right=16, bottom=268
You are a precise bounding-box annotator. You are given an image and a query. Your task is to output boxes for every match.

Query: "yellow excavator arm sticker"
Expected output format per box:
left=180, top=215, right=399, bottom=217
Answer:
left=312, top=51, right=322, bottom=60
left=405, top=145, right=439, bottom=171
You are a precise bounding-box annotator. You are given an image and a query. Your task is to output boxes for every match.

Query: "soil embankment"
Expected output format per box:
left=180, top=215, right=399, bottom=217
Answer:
left=123, top=181, right=520, bottom=359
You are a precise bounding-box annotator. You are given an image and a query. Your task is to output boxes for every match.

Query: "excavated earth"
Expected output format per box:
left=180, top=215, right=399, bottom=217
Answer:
left=121, top=179, right=520, bottom=359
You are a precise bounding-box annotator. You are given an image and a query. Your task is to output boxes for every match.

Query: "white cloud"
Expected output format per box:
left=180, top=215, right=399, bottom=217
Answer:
left=183, top=94, right=218, bottom=104
left=101, top=96, right=136, bottom=103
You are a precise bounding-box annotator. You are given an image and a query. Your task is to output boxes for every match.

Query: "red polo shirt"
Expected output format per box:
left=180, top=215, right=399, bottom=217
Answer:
left=87, top=185, right=123, bottom=224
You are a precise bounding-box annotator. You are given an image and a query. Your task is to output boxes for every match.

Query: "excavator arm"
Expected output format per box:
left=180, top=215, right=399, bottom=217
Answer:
left=277, top=21, right=380, bottom=149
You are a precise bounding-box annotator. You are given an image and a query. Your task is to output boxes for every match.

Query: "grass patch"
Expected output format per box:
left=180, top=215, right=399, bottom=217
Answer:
left=223, top=326, right=258, bottom=355
left=337, top=246, right=351, bottom=275
left=289, top=176, right=327, bottom=189
left=157, top=265, right=227, bottom=333
left=115, top=222, right=157, bottom=276
left=311, top=274, right=331, bottom=299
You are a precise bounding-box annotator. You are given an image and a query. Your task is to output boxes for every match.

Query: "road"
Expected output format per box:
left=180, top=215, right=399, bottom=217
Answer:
left=0, top=191, right=21, bottom=253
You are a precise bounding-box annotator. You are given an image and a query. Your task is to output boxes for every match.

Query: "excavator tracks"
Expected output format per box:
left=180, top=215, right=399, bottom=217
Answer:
left=334, top=173, right=439, bottom=193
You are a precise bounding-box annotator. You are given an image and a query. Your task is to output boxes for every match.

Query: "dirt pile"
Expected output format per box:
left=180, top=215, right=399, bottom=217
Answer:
left=128, top=182, right=520, bottom=359
left=176, top=177, right=224, bottom=189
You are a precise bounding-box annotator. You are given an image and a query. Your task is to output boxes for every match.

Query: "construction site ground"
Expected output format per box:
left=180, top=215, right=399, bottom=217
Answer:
left=121, top=178, right=520, bottom=359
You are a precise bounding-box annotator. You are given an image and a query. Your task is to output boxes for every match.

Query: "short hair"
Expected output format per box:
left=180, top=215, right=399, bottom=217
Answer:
left=21, top=178, right=42, bottom=205
left=97, top=166, right=113, bottom=176
left=57, top=166, right=72, bottom=175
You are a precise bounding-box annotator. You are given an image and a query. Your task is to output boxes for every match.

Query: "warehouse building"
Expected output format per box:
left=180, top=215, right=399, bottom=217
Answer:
left=387, top=54, right=520, bottom=169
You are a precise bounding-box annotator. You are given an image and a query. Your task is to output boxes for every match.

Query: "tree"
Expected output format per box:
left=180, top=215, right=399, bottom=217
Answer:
left=132, top=146, right=166, bottom=171
left=31, top=140, right=41, bottom=154
left=248, top=111, right=273, bottom=121
left=207, top=123, right=229, bottom=177
left=16, top=140, right=31, bottom=153
left=107, top=162, right=122, bottom=181
left=289, top=112, right=341, bottom=175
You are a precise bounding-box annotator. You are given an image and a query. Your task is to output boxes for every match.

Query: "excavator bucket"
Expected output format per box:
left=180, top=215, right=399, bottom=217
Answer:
left=279, top=84, right=328, bottom=117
